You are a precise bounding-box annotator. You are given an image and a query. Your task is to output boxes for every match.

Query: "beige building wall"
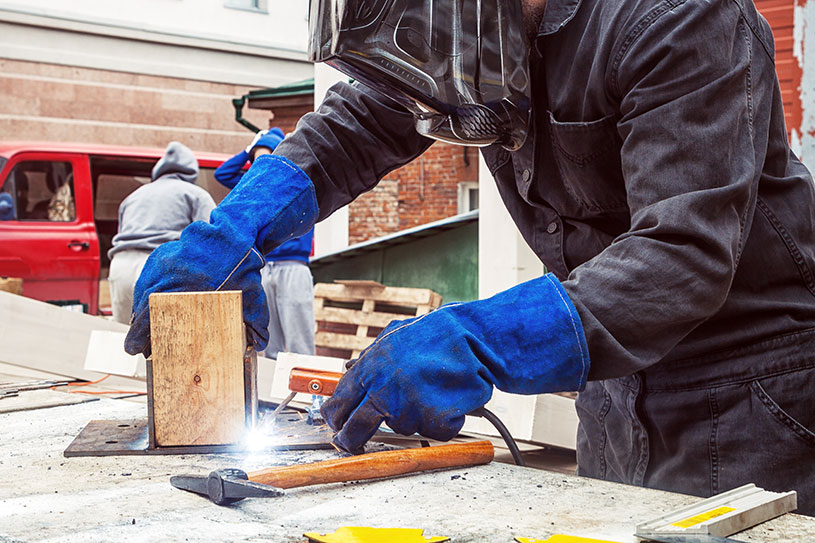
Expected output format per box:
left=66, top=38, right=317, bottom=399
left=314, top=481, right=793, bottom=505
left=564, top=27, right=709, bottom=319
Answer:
left=0, top=58, right=281, bottom=154
left=0, top=3, right=313, bottom=154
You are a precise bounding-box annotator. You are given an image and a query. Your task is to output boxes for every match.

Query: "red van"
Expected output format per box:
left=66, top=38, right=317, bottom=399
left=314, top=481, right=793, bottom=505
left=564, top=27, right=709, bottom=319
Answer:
left=0, top=142, right=233, bottom=315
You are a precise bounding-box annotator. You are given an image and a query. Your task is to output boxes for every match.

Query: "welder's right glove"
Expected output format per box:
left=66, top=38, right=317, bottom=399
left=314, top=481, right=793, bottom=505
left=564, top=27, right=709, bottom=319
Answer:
left=124, top=155, right=318, bottom=357
left=321, top=274, right=591, bottom=454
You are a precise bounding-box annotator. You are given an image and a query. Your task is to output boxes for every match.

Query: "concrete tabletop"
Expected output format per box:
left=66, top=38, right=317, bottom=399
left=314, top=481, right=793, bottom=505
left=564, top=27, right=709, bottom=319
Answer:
left=1, top=398, right=813, bottom=543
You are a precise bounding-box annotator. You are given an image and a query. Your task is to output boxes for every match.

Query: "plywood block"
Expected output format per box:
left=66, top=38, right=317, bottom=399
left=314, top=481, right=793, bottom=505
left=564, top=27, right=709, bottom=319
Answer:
left=148, top=291, right=247, bottom=447
left=0, top=277, right=23, bottom=295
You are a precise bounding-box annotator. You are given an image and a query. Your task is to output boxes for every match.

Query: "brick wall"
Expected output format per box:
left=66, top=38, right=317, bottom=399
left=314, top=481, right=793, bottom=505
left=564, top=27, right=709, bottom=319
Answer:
left=348, top=142, right=479, bottom=244
left=271, top=105, right=313, bottom=136
left=0, top=58, right=305, bottom=155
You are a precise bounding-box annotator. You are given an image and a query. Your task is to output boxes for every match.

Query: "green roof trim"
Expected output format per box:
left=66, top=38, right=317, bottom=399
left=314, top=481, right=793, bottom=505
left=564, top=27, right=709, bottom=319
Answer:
left=246, top=78, right=314, bottom=100
left=231, top=77, right=315, bottom=133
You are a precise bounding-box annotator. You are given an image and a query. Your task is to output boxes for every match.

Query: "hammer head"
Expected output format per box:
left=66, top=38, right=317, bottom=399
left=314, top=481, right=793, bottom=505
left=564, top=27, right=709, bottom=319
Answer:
left=170, top=468, right=283, bottom=505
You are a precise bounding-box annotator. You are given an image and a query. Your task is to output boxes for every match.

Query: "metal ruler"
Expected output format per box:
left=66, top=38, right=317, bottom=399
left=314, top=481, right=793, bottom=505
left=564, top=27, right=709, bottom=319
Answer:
left=636, top=484, right=796, bottom=539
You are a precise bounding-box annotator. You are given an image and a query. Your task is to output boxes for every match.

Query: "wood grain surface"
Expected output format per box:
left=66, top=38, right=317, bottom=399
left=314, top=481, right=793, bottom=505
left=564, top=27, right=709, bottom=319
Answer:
left=248, top=440, right=494, bottom=489
left=149, top=291, right=245, bottom=447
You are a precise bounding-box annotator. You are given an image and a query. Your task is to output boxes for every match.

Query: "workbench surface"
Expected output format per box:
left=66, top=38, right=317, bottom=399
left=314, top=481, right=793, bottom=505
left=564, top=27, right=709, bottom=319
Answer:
left=1, top=398, right=813, bottom=543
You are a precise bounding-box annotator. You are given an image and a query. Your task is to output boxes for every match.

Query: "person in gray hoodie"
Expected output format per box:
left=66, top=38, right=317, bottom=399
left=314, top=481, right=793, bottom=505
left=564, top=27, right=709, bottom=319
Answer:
left=108, top=141, right=216, bottom=324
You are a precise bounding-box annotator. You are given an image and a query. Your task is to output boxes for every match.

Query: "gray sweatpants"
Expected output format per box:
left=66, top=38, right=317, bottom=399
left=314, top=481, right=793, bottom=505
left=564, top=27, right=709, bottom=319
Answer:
left=261, top=260, right=315, bottom=359
left=108, top=249, right=150, bottom=325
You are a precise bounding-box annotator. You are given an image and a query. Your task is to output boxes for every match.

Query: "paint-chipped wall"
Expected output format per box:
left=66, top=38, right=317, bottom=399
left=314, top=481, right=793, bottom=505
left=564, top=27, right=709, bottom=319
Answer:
left=795, top=0, right=815, bottom=165
left=756, top=0, right=815, bottom=168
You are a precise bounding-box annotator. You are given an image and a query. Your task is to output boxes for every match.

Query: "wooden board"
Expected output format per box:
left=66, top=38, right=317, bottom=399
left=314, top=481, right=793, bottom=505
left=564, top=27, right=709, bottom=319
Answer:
left=0, top=291, right=145, bottom=392
left=0, top=277, right=22, bottom=295
left=0, top=389, right=97, bottom=413
left=148, top=291, right=246, bottom=447
left=314, top=281, right=442, bottom=359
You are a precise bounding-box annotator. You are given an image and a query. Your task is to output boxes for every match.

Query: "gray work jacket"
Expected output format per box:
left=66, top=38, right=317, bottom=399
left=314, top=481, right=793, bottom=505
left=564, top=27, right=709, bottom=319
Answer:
left=277, top=0, right=815, bottom=380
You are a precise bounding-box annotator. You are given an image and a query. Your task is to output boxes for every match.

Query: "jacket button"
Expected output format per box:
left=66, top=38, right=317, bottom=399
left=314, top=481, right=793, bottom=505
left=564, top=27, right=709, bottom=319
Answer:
left=522, top=169, right=531, bottom=182
left=547, top=221, right=558, bottom=234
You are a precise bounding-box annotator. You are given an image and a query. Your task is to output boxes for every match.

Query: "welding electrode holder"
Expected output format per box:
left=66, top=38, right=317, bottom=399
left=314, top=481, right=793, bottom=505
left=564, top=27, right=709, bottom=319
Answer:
left=280, top=367, right=526, bottom=466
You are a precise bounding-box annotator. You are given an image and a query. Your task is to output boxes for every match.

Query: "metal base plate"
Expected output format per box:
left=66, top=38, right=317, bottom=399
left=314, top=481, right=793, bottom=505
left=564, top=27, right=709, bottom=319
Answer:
left=64, top=410, right=335, bottom=457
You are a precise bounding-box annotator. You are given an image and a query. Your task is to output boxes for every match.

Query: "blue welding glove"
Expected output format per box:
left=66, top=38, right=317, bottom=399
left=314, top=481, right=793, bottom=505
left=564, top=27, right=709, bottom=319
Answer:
left=124, top=155, right=318, bottom=357
left=321, top=274, right=591, bottom=454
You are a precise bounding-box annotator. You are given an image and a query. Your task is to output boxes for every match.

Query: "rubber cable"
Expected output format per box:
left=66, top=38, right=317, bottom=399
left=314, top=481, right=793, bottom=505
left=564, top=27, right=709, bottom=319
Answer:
left=469, top=406, right=525, bottom=467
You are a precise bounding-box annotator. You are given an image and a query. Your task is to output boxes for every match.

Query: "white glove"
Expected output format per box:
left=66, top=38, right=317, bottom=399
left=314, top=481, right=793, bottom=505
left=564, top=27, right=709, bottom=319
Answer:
left=245, top=129, right=269, bottom=154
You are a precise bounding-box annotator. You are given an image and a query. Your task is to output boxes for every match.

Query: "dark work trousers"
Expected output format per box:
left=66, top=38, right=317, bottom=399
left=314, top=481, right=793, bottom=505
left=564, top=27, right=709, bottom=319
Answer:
left=576, top=330, right=815, bottom=516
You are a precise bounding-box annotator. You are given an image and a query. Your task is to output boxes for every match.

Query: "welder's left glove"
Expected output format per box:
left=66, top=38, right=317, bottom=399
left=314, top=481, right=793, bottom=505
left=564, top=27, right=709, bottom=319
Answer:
left=321, top=274, right=590, bottom=454
left=124, top=155, right=317, bottom=357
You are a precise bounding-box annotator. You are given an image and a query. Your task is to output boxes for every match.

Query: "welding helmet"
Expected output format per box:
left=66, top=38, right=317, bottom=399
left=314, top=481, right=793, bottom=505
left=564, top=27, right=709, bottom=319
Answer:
left=308, top=0, right=531, bottom=151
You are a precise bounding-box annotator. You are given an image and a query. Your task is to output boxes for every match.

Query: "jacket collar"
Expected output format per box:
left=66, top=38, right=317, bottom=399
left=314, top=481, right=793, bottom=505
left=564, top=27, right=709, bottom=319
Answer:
left=539, top=0, right=582, bottom=36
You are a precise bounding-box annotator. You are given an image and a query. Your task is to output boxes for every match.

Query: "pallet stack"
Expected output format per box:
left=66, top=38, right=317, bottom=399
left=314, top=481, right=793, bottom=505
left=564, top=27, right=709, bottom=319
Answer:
left=313, top=280, right=443, bottom=360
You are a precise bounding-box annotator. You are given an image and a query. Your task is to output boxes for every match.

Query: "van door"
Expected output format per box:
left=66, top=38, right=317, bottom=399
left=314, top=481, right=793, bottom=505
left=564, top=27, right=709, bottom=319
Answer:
left=0, top=153, right=100, bottom=312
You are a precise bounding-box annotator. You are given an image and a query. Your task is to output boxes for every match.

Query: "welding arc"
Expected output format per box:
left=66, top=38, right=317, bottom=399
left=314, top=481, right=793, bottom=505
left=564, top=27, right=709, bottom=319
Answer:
left=469, top=407, right=525, bottom=467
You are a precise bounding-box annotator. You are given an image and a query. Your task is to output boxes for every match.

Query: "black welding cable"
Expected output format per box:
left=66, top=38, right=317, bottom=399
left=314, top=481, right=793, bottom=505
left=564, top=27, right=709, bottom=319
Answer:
left=469, top=407, right=525, bottom=467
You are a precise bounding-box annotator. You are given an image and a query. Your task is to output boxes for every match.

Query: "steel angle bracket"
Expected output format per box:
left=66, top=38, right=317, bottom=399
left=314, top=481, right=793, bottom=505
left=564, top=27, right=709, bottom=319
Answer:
left=304, top=527, right=450, bottom=543
left=636, top=484, right=797, bottom=538
left=63, top=414, right=335, bottom=457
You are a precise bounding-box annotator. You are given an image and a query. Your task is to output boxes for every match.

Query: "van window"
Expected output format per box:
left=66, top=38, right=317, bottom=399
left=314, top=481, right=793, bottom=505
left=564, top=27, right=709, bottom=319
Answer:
left=0, top=161, right=75, bottom=221
left=94, top=174, right=150, bottom=220
left=90, top=157, right=155, bottom=273
left=198, top=167, right=230, bottom=204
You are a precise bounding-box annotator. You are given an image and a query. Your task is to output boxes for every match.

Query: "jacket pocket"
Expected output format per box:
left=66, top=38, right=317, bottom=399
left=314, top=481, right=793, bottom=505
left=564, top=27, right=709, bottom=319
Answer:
left=548, top=112, right=628, bottom=213
left=755, top=198, right=815, bottom=297
left=750, top=373, right=815, bottom=448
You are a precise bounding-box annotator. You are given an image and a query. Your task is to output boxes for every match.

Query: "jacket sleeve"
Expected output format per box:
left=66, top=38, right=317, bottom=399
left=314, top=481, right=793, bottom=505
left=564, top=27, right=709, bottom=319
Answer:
left=214, top=151, right=249, bottom=190
left=274, top=81, right=433, bottom=221
left=563, top=1, right=771, bottom=379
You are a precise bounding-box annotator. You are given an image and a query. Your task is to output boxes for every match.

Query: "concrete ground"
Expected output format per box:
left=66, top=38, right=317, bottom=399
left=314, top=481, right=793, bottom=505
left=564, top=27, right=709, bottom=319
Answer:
left=2, top=389, right=814, bottom=543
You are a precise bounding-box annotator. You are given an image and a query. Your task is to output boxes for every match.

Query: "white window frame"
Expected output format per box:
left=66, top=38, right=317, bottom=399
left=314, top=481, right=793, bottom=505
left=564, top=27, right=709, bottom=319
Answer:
left=457, top=181, right=479, bottom=214
left=224, top=0, right=268, bottom=14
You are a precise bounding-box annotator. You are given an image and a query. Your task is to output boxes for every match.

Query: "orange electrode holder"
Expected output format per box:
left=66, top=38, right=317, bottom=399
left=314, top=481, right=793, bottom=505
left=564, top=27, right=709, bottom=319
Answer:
left=287, top=368, right=343, bottom=397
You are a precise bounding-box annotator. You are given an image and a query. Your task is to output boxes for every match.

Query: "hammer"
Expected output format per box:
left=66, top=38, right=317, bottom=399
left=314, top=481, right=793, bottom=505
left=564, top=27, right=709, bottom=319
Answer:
left=170, top=440, right=494, bottom=505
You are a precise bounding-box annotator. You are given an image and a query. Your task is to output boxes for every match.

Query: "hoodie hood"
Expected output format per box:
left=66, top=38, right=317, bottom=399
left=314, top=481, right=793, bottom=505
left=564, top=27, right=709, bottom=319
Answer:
left=152, top=141, right=199, bottom=183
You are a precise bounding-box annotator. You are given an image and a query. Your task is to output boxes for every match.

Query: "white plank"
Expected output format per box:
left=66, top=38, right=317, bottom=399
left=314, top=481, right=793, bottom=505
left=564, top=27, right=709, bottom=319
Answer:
left=84, top=330, right=146, bottom=378
left=462, top=390, right=578, bottom=450
left=0, top=389, right=97, bottom=413
left=0, top=291, right=145, bottom=391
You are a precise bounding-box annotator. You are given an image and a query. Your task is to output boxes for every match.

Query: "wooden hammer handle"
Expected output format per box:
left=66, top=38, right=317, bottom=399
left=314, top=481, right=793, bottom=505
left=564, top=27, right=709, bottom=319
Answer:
left=247, top=440, right=494, bottom=489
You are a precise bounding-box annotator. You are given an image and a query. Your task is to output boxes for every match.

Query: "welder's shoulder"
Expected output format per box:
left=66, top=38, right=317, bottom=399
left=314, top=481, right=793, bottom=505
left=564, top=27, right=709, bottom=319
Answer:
left=584, top=0, right=762, bottom=54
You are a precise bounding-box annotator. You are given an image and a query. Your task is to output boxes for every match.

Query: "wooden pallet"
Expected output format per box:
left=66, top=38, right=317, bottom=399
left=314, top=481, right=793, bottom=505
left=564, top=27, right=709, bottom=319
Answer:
left=314, top=280, right=442, bottom=359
